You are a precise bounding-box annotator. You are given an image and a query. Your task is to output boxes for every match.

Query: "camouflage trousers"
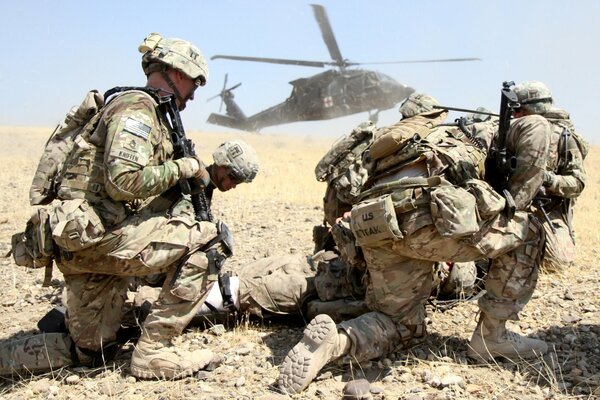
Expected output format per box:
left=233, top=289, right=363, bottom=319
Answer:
left=540, top=208, right=575, bottom=273
left=57, top=209, right=219, bottom=353
left=337, top=211, right=545, bottom=362
left=237, top=254, right=317, bottom=318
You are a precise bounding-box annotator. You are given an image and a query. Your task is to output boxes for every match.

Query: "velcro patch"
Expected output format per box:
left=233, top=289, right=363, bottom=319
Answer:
left=114, top=149, right=141, bottom=164
left=228, top=144, right=243, bottom=159
left=124, top=118, right=151, bottom=140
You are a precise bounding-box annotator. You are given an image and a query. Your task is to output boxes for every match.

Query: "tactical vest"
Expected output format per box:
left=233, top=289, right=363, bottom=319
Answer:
left=350, top=113, right=493, bottom=247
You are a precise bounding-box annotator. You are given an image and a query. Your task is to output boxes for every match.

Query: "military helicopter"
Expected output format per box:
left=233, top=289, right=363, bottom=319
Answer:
left=207, top=4, right=480, bottom=132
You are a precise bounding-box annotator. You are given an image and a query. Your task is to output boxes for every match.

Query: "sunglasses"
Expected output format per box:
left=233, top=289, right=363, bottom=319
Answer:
left=228, top=169, right=245, bottom=184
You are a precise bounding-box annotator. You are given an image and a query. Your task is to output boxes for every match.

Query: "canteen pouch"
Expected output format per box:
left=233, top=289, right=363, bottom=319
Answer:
left=50, top=199, right=105, bottom=251
left=464, top=179, right=505, bottom=221
left=350, top=194, right=403, bottom=247
left=430, top=186, right=479, bottom=238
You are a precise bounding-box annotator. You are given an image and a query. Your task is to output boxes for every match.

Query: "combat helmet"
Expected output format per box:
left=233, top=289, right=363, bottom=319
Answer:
left=468, top=106, right=493, bottom=123
left=139, top=33, right=208, bottom=86
left=399, top=93, right=440, bottom=118
left=213, top=140, right=259, bottom=183
left=513, top=81, right=553, bottom=114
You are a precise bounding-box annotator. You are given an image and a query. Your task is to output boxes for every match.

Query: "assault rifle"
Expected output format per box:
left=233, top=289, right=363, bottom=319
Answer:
left=104, top=86, right=213, bottom=222
left=161, top=96, right=213, bottom=222
left=433, top=105, right=499, bottom=118
left=485, top=81, right=520, bottom=219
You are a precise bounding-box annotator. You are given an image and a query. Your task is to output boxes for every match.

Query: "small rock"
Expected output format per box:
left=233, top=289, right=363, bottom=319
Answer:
left=562, top=314, right=582, bottom=324
left=196, top=370, right=211, bottom=380
left=126, top=376, right=136, bottom=383
left=65, top=375, right=80, bottom=385
left=208, top=324, right=226, bottom=336
left=236, top=347, right=252, bottom=356
left=316, top=370, right=333, bottom=381
left=440, top=374, right=464, bottom=388
left=342, top=378, right=371, bottom=400
left=48, top=385, right=60, bottom=396
left=234, top=376, right=246, bottom=387
left=563, top=291, right=575, bottom=300
left=370, top=386, right=383, bottom=395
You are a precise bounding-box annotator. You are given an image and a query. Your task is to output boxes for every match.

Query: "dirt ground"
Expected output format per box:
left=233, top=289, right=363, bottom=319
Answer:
left=0, top=127, right=598, bottom=399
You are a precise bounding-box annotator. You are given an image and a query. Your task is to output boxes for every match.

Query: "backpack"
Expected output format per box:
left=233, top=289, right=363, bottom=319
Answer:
left=29, top=90, right=105, bottom=206
left=315, top=121, right=375, bottom=207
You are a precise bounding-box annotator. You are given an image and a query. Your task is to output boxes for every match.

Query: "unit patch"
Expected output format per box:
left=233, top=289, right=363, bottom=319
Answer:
left=124, top=118, right=151, bottom=140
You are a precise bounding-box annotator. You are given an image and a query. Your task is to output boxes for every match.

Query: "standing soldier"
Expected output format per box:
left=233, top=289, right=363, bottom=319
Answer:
left=4, top=33, right=237, bottom=380
left=278, top=90, right=549, bottom=394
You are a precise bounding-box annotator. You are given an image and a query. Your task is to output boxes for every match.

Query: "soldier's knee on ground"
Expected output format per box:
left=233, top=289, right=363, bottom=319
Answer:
left=0, top=333, right=75, bottom=376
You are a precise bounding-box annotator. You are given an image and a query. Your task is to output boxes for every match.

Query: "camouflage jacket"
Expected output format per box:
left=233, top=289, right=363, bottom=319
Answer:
left=504, top=115, right=551, bottom=210
left=57, top=90, right=187, bottom=226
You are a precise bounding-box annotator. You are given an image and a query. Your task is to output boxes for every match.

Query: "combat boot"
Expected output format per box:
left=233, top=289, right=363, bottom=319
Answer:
left=278, top=314, right=351, bottom=394
left=0, top=333, right=74, bottom=376
left=467, top=313, right=548, bottom=362
left=130, top=334, right=214, bottom=379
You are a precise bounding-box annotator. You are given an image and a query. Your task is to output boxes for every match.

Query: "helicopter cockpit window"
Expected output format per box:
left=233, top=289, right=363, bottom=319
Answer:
left=365, top=72, right=379, bottom=88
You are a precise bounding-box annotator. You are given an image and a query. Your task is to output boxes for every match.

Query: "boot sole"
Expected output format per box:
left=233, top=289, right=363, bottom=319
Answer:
left=130, top=363, right=195, bottom=380
left=278, top=314, right=338, bottom=394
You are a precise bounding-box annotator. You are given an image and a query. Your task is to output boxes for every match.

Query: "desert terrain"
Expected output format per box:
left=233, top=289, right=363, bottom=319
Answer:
left=0, top=126, right=598, bottom=400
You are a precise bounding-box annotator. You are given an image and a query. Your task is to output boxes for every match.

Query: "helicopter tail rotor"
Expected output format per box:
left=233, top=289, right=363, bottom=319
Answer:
left=207, top=73, right=242, bottom=112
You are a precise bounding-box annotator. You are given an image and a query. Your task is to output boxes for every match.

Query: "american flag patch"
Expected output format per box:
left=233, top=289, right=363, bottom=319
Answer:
left=123, top=118, right=151, bottom=140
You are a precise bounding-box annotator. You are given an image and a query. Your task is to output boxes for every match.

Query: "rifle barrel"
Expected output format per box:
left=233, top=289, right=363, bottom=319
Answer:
left=433, top=105, right=499, bottom=117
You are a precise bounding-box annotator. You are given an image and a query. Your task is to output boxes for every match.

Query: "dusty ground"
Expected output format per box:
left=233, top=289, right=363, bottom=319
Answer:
left=0, top=127, right=598, bottom=399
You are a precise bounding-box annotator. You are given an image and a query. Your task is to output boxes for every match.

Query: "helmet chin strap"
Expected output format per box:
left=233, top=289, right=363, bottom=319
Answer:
left=161, top=70, right=185, bottom=106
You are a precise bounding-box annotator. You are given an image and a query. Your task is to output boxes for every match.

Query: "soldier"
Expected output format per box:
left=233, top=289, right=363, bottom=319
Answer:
left=135, top=139, right=259, bottom=288
left=3, top=33, right=244, bottom=380
left=538, top=104, right=587, bottom=272
left=278, top=90, right=549, bottom=394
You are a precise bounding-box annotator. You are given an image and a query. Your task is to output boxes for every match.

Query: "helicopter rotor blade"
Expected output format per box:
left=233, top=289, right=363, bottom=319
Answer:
left=229, top=82, right=242, bottom=91
left=311, top=4, right=345, bottom=68
left=354, top=57, right=482, bottom=65
left=212, top=55, right=327, bottom=68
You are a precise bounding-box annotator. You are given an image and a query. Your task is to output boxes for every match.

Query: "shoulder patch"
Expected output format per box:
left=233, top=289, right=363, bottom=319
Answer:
left=124, top=117, right=152, bottom=140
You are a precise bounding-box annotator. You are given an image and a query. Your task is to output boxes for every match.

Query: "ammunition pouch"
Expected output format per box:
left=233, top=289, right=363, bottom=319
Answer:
left=430, top=186, right=479, bottom=238
left=350, top=194, right=404, bottom=247
left=49, top=199, right=105, bottom=252
left=464, top=179, right=506, bottom=220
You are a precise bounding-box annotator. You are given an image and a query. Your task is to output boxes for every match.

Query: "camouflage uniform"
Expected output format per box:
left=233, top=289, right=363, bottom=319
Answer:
left=3, top=34, right=221, bottom=379
left=279, top=91, right=549, bottom=394
left=538, top=107, right=587, bottom=272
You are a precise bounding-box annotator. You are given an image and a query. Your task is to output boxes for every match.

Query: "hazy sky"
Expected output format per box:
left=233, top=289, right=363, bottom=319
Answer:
left=1, top=0, right=598, bottom=142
